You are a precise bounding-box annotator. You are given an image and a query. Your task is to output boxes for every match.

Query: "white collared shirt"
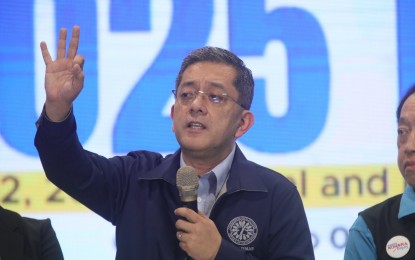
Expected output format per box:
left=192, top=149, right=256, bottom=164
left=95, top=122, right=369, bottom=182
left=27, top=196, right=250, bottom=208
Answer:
left=180, top=145, right=235, bottom=216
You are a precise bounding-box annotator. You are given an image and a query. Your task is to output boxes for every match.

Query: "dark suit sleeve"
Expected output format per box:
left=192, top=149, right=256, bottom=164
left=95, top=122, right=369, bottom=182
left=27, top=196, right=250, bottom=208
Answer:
left=39, top=219, right=64, bottom=260
left=23, top=217, right=64, bottom=260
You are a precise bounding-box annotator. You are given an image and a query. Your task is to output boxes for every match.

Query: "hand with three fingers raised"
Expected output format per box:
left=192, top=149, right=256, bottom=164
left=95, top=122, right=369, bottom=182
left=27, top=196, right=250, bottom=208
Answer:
left=40, top=25, right=85, bottom=122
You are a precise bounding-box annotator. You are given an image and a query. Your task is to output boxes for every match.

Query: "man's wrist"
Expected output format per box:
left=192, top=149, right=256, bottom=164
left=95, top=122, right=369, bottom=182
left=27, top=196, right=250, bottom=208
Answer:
left=35, top=105, right=72, bottom=128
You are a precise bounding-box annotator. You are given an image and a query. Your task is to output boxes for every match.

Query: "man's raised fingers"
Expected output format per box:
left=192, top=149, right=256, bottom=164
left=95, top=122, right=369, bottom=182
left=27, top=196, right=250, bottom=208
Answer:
left=67, top=26, right=80, bottom=59
left=40, top=41, right=52, bottom=65
left=57, top=28, right=67, bottom=59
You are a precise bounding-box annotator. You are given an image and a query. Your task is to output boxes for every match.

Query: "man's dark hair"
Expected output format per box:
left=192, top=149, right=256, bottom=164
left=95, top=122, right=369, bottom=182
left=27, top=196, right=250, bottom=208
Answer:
left=397, top=84, right=415, bottom=121
left=175, top=46, right=254, bottom=110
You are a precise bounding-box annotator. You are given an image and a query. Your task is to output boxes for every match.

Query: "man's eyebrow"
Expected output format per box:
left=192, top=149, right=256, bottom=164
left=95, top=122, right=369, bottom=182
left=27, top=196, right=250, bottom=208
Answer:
left=398, top=117, right=410, bottom=125
left=180, top=80, right=226, bottom=90
left=206, top=81, right=226, bottom=90
left=180, top=81, right=198, bottom=88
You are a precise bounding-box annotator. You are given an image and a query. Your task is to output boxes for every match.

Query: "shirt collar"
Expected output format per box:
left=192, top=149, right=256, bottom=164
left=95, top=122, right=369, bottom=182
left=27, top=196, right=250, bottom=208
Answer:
left=398, top=184, right=415, bottom=218
left=180, top=145, right=236, bottom=195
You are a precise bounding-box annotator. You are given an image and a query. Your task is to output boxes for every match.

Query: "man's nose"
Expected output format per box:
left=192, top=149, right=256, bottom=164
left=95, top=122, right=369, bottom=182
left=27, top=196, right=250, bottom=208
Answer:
left=190, top=91, right=208, bottom=113
left=405, top=132, right=415, bottom=153
left=192, top=91, right=209, bottom=104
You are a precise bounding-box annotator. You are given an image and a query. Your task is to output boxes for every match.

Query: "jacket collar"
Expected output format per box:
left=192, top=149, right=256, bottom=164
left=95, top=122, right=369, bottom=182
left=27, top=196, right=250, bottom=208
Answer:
left=138, top=145, right=268, bottom=193
left=137, top=149, right=180, bottom=186
left=227, top=145, right=268, bottom=193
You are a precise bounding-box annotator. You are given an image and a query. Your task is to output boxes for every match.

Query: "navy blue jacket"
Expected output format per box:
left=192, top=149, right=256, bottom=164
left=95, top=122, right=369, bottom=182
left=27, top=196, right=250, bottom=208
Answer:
left=35, top=111, right=314, bottom=259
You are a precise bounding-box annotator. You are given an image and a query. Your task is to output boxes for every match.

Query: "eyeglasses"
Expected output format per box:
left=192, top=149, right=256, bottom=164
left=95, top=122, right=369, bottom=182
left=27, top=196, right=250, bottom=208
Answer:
left=172, top=89, right=246, bottom=109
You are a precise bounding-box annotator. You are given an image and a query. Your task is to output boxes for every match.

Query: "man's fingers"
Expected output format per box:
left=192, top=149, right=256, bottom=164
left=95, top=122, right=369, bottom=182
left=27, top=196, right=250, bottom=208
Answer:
left=73, top=55, right=85, bottom=89
left=175, top=207, right=199, bottom=223
left=40, top=41, right=52, bottom=65
left=177, top=231, right=184, bottom=241
left=73, top=54, right=85, bottom=70
left=57, top=28, right=67, bottom=59
left=67, top=25, right=80, bottom=59
left=72, top=63, right=85, bottom=91
left=175, top=207, right=202, bottom=234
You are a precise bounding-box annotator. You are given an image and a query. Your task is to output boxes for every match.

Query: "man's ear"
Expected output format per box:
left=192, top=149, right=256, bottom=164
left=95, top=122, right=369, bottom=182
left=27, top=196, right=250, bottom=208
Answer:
left=170, top=105, right=175, bottom=119
left=235, top=110, right=254, bottom=139
left=171, top=105, right=175, bottom=132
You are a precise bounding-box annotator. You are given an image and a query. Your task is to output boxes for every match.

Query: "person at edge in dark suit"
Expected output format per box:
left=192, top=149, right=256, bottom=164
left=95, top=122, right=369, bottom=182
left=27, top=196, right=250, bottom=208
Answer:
left=344, top=83, right=415, bottom=260
left=34, top=25, right=314, bottom=259
left=0, top=205, right=64, bottom=260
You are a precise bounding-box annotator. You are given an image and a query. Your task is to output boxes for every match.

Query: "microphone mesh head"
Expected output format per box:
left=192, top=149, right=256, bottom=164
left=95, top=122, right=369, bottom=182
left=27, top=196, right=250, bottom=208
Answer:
left=176, top=166, right=198, bottom=188
left=176, top=166, right=199, bottom=202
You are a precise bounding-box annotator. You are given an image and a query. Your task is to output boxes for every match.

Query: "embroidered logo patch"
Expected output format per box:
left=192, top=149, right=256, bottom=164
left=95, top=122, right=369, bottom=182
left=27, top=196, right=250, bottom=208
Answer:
left=386, top=235, right=410, bottom=258
left=227, top=216, right=258, bottom=246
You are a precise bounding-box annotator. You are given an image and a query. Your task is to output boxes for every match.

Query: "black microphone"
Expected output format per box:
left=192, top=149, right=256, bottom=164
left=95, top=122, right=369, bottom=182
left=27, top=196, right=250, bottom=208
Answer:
left=176, top=166, right=199, bottom=212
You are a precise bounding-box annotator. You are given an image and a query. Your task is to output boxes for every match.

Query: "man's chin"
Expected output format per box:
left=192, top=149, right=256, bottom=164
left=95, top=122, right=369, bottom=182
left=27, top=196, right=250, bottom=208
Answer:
left=404, top=173, right=415, bottom=189
left=180, top=141, right=206, bottom=151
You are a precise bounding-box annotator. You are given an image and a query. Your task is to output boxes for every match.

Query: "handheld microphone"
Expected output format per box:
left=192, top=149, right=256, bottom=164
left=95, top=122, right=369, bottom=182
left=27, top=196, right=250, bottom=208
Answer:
left=176, top=166, right=199, bottom=212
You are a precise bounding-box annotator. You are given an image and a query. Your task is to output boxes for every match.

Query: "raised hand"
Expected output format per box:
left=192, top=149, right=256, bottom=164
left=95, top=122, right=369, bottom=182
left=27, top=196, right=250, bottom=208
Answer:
left=40, top=26, right=85, bottom=122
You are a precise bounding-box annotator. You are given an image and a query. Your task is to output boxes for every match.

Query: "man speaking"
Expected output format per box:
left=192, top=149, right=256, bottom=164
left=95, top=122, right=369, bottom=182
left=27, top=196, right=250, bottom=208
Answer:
left=35, top=25, right=314, bottom=259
